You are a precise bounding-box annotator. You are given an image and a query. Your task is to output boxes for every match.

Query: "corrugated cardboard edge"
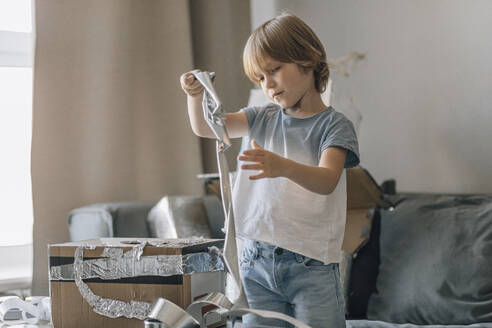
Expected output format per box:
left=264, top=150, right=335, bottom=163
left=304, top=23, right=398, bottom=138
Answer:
left=343, top=166, right=391, bottom=254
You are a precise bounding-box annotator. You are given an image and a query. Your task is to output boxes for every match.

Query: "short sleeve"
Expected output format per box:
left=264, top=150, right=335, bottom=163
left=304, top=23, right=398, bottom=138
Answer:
left=320, top=113, right=360, bottom=168
left=239, top=106, right=262, bottom=131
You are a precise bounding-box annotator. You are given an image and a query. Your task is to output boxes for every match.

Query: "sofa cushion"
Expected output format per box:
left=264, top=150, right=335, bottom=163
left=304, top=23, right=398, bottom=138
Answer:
left=367, top=194, right=492, bottom=325
left=147, top=196, right=212, bottom=239
left=348, top=208, right=382, bottom=319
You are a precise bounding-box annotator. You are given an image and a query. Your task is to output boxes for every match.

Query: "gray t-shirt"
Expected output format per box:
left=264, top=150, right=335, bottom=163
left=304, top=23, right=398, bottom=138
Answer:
left=232, top=103, right=360, bottom=263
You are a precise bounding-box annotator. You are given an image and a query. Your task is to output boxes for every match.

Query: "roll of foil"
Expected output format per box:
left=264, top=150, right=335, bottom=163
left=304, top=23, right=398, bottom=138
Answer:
left=71, top=241, right=224, bottom=320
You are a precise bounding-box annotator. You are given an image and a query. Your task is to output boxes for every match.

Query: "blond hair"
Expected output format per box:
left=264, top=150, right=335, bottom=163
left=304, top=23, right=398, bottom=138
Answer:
left=243, top=12, right=329, bottom=93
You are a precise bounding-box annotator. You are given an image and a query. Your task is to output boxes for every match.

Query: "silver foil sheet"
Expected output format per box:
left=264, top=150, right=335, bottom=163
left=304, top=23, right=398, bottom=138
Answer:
left=51, top=251, right=224, bottom=281
left=192, top=71, right=231, bottom=149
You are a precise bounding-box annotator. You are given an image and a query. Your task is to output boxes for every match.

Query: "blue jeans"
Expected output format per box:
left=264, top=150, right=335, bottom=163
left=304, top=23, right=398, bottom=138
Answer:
left=239, top=240, right=346, bottom=328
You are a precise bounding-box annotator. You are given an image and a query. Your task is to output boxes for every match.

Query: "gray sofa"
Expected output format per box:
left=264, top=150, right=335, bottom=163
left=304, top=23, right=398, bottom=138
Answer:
left=68, top=194, right=225, bottom=242
left=346, top=193, right=492, bottom=328
left=67, top=191, right=492, bottom=328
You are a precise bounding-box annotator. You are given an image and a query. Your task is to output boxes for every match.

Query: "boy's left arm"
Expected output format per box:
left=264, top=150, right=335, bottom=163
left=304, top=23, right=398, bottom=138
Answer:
left=239, top=139, right=347, bottom=195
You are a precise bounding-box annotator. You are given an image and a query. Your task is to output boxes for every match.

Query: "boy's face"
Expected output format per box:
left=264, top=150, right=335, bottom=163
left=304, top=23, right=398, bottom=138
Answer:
left=256, top=56, right=315, bottom=109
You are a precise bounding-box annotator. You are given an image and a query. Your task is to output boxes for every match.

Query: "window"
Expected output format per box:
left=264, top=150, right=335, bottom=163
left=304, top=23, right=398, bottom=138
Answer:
left=0, top=67, right=33, bottom=246
left=0, top=0, right=34, bottom=291
left=0, top=0, right=32, bottom=33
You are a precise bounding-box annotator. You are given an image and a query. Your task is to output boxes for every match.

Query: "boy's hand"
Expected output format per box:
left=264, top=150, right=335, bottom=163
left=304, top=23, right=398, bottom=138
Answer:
left=238, top=140, right=290, bottom=180
left=180, top=70, right=204, bottom=97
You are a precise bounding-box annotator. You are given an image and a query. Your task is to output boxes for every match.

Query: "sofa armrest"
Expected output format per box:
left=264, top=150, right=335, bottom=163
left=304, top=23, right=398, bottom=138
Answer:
left=68, top=201, right=156, bottom=241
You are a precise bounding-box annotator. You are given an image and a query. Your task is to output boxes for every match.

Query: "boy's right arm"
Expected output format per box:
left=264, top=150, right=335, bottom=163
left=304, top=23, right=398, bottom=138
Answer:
left=180, top=70, right=249, bottom=139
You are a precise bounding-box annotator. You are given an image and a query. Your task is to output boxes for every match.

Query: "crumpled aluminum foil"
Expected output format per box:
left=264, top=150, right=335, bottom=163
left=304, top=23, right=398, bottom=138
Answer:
left=73, top=245, right=152, bottom=320
left=0, top=296, right=51, bottom=325
left=70, top=240, right=224, bottom=320
left=51, top=250, right=224, bottom=281
left=192, top=71, right=231, bottom=149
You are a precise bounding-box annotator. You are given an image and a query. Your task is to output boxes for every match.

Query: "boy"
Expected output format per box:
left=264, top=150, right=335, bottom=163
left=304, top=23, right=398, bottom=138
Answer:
left=180, top=12, right=359, bottom=328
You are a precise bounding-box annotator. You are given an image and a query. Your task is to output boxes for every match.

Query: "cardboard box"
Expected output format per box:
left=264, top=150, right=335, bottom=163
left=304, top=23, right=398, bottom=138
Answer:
left=343, top=166, right=391, bottom=254
left=49, top=238, right=226, bottom=328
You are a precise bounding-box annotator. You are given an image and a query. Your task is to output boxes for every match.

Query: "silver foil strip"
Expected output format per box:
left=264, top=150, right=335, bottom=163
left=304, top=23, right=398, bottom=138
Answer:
left=216, top=142, right=248, bottom=308
left=73, top=245, right=152, bottom=320
left=191, top=70, right=247, bottom=307
left=186, top=292, right=232, bottom=323
left=186, top=292, right=311, bottom=328
left=106, top=239, right=211, bottom=248
left=145, top=298, right=200, bottom=328
left=192, top=71, right=231, bottom=149
left=51, top=251, right=224, bottom=281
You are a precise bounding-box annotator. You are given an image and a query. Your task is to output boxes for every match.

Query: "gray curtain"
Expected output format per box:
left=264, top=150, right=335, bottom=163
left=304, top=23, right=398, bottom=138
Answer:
left=31, top=0, right=203, bottom=295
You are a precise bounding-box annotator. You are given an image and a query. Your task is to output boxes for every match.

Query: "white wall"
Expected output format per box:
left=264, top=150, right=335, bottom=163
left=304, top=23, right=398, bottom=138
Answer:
left=250, top=0, right=492, bottom=194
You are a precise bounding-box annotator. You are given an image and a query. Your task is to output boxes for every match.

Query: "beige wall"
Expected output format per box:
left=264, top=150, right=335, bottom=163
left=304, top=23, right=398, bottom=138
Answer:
left=32, top=0, right=202, bottom=295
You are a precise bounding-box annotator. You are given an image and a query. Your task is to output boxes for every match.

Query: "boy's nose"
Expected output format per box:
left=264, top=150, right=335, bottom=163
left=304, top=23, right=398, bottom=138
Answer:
left=265, top=76, right=275, bottom=88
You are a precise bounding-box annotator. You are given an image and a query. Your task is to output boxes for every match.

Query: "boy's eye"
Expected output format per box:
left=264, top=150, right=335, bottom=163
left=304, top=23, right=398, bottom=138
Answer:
left=258, top=76, right=264, bottom=82
left=272, top=66, right=281, bottom=73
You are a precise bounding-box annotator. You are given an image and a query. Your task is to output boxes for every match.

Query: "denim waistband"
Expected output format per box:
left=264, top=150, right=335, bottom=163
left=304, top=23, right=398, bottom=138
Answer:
left=242, top=239, right=338, bottom=266
left=245, top=239, right=297, bottom=257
